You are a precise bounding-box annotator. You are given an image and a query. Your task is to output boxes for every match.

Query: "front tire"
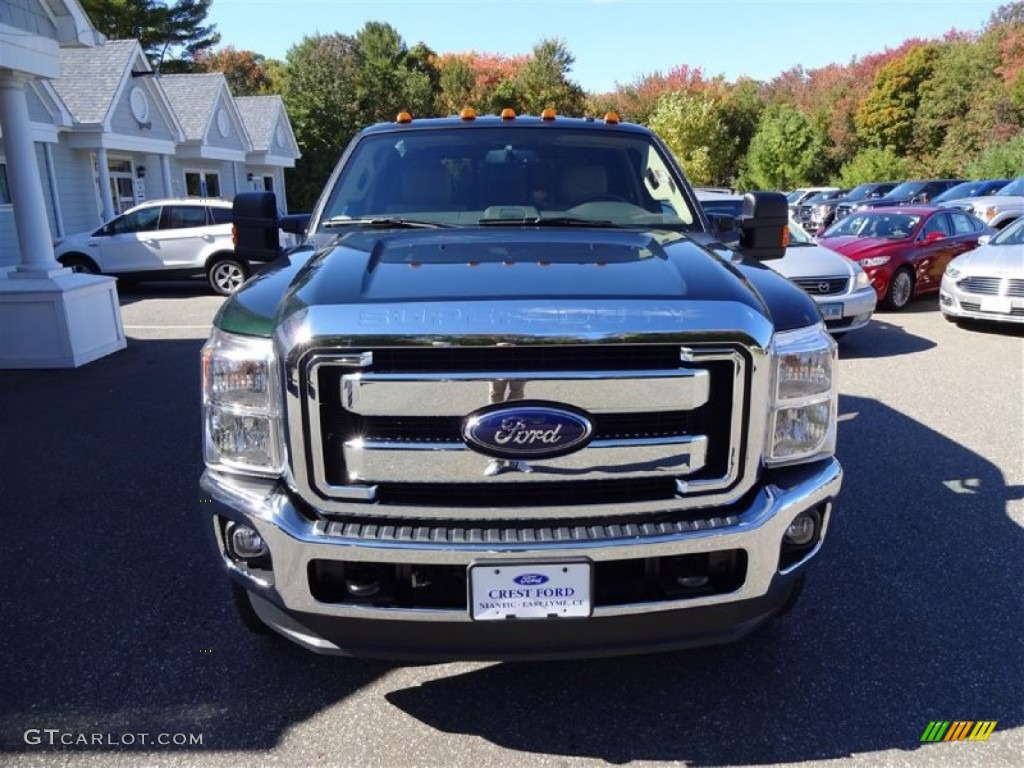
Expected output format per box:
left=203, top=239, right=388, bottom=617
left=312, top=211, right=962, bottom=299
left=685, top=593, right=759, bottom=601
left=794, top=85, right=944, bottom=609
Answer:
left=60, top=254, right=99, bottom=275
left=882, top=268, right=914, bottom=311
left=207, top=257, right=248, bottom=296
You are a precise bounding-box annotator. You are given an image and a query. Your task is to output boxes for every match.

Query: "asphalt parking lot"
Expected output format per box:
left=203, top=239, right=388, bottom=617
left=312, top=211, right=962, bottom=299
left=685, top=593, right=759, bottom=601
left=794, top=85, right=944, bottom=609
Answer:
left=1, top=283, right=1022, bottom=767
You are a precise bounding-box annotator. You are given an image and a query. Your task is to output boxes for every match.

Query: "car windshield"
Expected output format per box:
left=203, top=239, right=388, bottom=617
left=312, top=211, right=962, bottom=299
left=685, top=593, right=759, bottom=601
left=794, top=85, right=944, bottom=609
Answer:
left=317, top=126, right=700, bottom=231
left=786, top=190, right=806, bottom=203
left=991, top=216, right=1024, bottom=245
left=932, top=181, right=988, bottom=203
left=823, top=212, right=921, bottom=240
left=883, top=181, right=925, bottom=199
left=995, top=177, right=1024, bottom=196
left=787, top=220, right=815, bottom=245
left=844, top=183, right=877, bottom=201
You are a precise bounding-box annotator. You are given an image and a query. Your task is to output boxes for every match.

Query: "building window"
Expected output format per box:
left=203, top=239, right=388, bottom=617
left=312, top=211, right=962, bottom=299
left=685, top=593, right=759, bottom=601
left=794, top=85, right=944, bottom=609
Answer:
left=185, top=171, right=221, bottom=198
left=263, top=175, right=274, bottom=192
left=0, top=162, right=10, bottom=205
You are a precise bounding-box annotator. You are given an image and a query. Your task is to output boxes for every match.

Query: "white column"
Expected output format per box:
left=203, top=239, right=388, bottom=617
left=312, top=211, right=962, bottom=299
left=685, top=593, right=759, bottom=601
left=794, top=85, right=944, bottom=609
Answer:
left=95, top=146, right=115, bottom=222
left=0, top=74, right=62, bottom=275
left=161, top=154, right=173, bottom=198
left=231, top=161, right=240, bottom=198
left=277, top=168, right=289, bottom=213
left=43, top=142, right=64, bottom=238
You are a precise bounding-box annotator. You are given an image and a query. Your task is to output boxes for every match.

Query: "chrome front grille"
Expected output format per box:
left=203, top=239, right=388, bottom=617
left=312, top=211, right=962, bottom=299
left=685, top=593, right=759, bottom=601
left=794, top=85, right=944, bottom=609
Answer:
left=960, top=301, right=1024, bottom=316
left=958, top=276, right=1024, bottom=297
left=295, top=344, right=751, bottom=520
left=793, top=277, right=849, bottom=296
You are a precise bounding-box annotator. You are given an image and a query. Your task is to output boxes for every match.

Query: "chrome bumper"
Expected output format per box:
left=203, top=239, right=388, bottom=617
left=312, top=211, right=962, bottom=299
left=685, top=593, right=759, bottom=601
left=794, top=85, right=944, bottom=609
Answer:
left=940, top=279, right=1024, bottom=324
left=202, top=458, right=842, bottom=652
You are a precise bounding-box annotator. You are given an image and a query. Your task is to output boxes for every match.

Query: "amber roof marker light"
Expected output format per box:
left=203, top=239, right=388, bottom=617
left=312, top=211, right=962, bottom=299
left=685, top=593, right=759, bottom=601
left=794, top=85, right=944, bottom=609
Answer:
left=500, top=108, right=517, bottom=120
left=396, top=111, right=413, bottom=124
left=540, top=108, right=557, bottom=121
left=459, top=107, right=477, bottom=121
left=603, top=111, right=620, bottom=124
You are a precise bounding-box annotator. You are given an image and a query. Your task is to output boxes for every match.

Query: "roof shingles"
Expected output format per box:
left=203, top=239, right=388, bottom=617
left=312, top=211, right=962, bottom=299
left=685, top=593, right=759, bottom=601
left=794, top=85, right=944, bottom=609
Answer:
left=234, top=96, right=281, bottom=151
left=158, top=73, right=227, bottom=141
left=54, top=39, right=139, bottom=125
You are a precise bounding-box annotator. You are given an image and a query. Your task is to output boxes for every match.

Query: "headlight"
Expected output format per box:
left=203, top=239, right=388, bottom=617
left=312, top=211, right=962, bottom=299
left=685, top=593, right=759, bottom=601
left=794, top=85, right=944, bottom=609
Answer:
left=766, top=325, right=837, bottom=465
left=859, top=256, right=890, bottom=268
left=202, top=327, right=284, bottom=475
left=945, top=266, right=962, bottom=280
left=854, top=270, right=870, bottom=289
left=981, top=206, right=996, bottom=221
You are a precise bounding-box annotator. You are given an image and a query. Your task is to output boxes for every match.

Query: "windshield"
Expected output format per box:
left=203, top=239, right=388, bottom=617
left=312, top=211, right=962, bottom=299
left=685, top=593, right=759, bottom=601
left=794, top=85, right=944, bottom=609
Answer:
left=787, top=220, right=815, bottom=245
left=991, top=215, right=1024, bottom=244
left=996, top=177, right=1024, bottom=196
left=844, top=183, right=876, bottom=201
left=883, top=181, right=925, bottom=199
left=823, top=212, right=921, bottom=240
left=786, top=190, right=807, bottom=203
left=317, top=126, right=699, bottom=231
left=933, top=180, right=1001, bottom=203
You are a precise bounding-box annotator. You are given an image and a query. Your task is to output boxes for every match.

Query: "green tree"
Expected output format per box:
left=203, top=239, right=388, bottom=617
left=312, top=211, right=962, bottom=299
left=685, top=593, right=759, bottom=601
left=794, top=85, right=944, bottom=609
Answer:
left=437, top=56, right=476, bottom=115
left=353, top=22, right=436, bottom=121
left=745, top=105, right=826, bottom=189
left=648, top=91, right=736, bottom=185
left=966, top=131, right=1024, bottom=176
left=81, top=0, right=220, bottom=71
left=837, top=147, right=909, bottom=186
left=512, top=39, right=585, bottom=115
left=855, top=44, right=939, bottom=154
left=281, top=33, right=363, bottom=210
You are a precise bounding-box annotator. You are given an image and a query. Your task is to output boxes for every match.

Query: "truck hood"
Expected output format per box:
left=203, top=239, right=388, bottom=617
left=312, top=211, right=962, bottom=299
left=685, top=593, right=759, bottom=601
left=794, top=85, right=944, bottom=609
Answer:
left=217, top=228, right=820, bottom=341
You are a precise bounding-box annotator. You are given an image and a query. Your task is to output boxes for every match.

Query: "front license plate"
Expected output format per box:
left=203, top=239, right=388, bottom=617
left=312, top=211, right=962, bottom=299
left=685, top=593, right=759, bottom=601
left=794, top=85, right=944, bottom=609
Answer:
left=469, top=561, right=592, bottom=620
left=820, top=303, right=843, bottom=320
left=980, top=296, right=1012, bottom=314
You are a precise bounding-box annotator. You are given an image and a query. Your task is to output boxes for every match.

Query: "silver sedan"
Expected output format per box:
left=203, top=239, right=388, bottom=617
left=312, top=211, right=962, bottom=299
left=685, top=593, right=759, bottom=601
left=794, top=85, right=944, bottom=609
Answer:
left=940, top=216, right=1024, bottom=325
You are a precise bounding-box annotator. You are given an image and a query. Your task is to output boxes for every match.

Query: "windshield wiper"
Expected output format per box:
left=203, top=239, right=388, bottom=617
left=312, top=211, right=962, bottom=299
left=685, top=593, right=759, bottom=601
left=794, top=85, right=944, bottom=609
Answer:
left=479, top=216, right=618, bottom=228
left=322, top=216, right=451, bottom=229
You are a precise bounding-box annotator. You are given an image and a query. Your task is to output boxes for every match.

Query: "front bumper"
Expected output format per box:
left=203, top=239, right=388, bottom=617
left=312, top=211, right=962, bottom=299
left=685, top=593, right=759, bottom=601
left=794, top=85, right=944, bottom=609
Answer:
left=201, top=458, right=842, bottom=659
left=940, top=276, right=1024, bottom=324
left=816, top=285, right=876, bottom=334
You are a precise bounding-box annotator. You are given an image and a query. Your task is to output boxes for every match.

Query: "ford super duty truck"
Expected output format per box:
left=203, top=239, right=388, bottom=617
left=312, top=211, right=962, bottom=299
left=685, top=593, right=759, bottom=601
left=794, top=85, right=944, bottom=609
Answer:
left=201, top=110, right=842, bottom=659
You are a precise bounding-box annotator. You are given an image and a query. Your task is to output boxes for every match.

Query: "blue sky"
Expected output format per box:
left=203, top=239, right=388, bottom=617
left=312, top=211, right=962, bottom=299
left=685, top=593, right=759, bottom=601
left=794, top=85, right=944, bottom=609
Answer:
left=207, top=0, right=1007, bottom=92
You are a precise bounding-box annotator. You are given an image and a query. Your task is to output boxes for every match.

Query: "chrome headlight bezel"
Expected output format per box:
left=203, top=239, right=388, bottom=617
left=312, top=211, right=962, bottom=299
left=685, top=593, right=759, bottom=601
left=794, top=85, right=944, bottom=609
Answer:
left=765, top=324, right=838, bottom=466
left=854, top=269, right=870, bottom=289
left=945, top=265, right=962, bottom=280
left=201, top=327, right=285, bottom=476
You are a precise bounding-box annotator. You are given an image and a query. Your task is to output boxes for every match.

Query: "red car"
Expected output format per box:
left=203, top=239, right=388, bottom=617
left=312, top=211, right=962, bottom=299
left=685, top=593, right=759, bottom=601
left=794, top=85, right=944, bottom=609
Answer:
left=818, top=206, right=993, bottom=310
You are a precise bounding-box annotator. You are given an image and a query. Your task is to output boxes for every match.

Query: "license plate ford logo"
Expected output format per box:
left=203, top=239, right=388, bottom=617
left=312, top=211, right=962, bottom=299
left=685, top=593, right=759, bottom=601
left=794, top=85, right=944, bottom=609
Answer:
left=463, top=402, right=594, bottom=460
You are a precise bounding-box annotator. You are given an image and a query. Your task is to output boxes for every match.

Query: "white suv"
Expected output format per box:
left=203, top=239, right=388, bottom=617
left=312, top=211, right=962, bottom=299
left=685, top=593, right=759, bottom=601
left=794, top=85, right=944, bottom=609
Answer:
left=54, top=199, right=249, bottom=295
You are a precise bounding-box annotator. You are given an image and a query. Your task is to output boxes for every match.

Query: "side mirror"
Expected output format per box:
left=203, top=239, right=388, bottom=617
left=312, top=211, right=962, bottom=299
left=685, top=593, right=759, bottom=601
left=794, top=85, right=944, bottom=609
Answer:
left=233, top=192, right=284, bottom=263
left=977, top=234, right=991, bottom=246
left=279, top=213, right=311, bottom=236
left=736, top=191, right=788, bottom=260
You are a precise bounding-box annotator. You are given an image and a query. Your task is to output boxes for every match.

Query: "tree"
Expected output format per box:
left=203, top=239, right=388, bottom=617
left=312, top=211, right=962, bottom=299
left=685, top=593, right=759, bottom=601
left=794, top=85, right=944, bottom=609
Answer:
left=353, top=22, right=436, bottom=121
left=512, top=39, right=585, bottom=115
left=855, top=44, right=940, bottom=154
left=81, top=0, right=219, bottom=71
left=837, top=147, right=909, bottom=186
left=966, top=131, right=1024, bottom=176
left=744, top=105, right=826, bottom=190
left=281, top=33, right=363, bottom=210
left=193, top=46, right=280, bottom=96
left=648, top=91, right=736, bottom=185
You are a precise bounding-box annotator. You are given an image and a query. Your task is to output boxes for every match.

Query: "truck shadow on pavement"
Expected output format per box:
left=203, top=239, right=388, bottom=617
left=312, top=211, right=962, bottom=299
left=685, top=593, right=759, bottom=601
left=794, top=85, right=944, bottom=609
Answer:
left=385, top=393, right=1024, bottom=765
left=0, top=339, right=389, bottom=753
left=837, top=318, right=935, bottom=358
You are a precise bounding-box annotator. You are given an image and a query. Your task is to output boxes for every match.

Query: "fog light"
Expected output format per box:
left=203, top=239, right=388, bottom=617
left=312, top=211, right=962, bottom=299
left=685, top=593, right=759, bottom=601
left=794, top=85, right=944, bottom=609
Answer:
left=785, top=512, right=817, bottom=547
left=227, top=523, right=268, bottom=560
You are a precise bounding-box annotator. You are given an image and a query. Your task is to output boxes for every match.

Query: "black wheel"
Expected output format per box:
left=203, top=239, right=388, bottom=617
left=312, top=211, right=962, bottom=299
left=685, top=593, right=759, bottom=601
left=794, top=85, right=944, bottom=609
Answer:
left=60, top=254, right=99, bottom=275
left=207, top=257, right=248, bottom=296
left=230, top=583, right=274, bottom=635
left=882, top=268, right=914, bottom=311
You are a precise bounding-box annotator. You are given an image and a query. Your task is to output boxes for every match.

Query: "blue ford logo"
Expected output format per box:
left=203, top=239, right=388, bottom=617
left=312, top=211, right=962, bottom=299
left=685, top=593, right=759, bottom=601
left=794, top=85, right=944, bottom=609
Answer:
left=463, top=402, right=593, bottom=460
left=514, top=573, right=549, bottom=586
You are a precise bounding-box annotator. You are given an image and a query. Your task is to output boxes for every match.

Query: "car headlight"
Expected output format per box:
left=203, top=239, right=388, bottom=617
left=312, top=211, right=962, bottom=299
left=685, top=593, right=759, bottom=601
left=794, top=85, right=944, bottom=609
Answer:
left=854, top=270, right=870, bottom=289
left=859, top=256, right=890, bottom=268
left=981, top=206, right=996, bottom=221
left=202, top=327, right=284, bottom=475
left=766, top=325, right=838, bottom=466
left=945, top=265, right=962, bottom=280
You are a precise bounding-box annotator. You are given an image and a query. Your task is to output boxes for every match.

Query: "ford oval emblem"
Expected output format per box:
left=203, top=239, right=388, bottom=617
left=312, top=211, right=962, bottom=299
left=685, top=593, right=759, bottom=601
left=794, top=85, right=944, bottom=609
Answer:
left=513, top=573, right=549, bottom=586
left=463, top=402, right=594, bottom=460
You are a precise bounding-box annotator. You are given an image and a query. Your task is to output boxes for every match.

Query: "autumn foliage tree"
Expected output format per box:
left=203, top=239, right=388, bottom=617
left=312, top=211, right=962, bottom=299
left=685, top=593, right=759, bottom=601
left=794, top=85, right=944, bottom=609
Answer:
left=192, top=46, right=280, bottom=96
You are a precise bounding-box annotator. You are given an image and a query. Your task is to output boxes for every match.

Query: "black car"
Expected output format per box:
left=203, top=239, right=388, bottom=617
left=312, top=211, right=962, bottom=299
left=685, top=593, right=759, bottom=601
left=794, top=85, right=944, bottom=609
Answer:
left=795, top=189, right=848, bottom=230
left=813, top=182, right=898, bottom=230
left=931, top=179, right=1012, bottom=208
left=836, top=179, right=965, bottom=220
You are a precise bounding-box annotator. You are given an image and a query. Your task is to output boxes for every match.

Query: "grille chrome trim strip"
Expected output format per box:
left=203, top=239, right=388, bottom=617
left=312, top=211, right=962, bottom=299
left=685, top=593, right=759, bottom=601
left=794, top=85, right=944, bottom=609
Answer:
left=342, top=435, right=709, bottom=487
left=340, top=368, right=710, bottom=416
